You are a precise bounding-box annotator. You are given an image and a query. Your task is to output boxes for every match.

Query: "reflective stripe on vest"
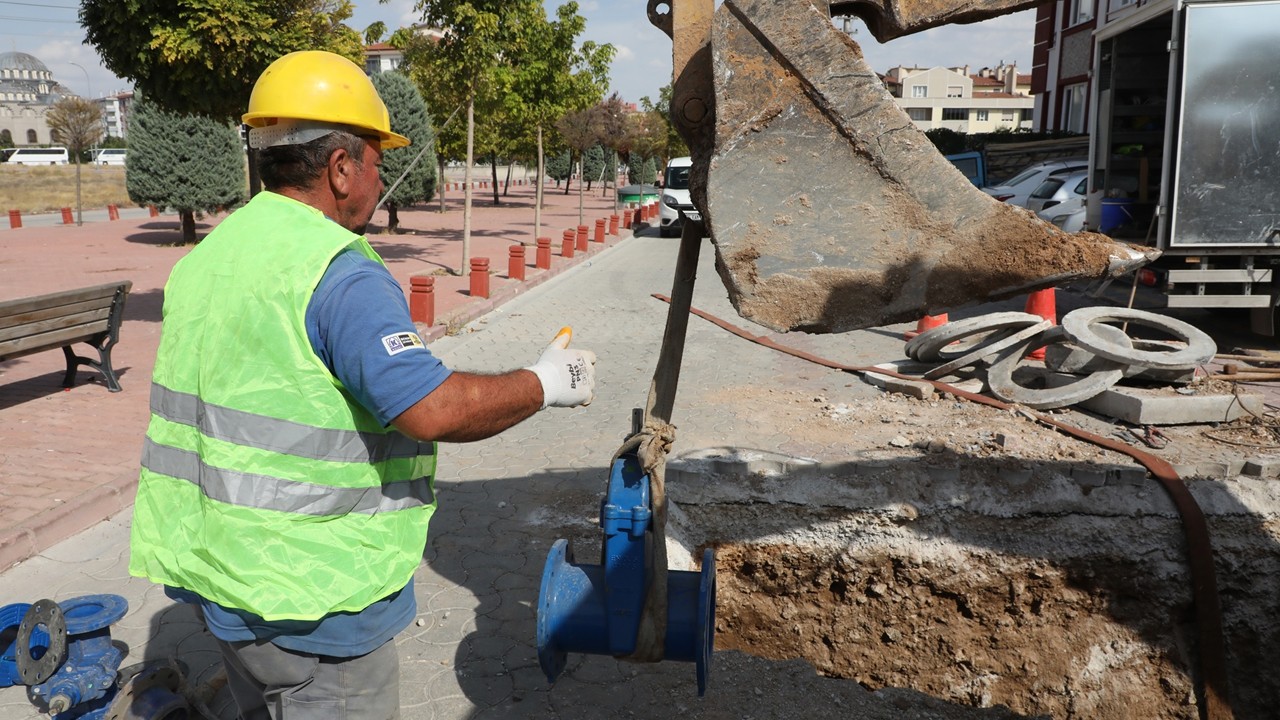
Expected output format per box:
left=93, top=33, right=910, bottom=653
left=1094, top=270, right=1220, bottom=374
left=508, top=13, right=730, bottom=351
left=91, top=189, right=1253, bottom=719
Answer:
left=141, top=438, right=435, bottom=516
left=149, top=382, right=432, bottom=464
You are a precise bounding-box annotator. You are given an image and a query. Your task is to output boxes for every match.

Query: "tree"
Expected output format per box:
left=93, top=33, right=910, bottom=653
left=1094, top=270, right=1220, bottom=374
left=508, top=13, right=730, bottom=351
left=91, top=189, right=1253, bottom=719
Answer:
left=370, top=72, right=437, bottom=232
left=556, top=105, right=606, bottom=222
left=640, top=85, right=689, bottom=162
left=628, top=155, right=657, bottom=185
left=545, top=149, right=571, bottom=186
left=0, top=129, right=12, bottom=147
left=82, top=0, right=366, bottom=196
left=81, top=0, right=364, bottom=122
left=126, top=96, right=245, bottom=244
left=364, top=21, right=387, bottom=45
left=46, top=97, right=104, bottom=225
left=582, top=144, right=605, bottom=190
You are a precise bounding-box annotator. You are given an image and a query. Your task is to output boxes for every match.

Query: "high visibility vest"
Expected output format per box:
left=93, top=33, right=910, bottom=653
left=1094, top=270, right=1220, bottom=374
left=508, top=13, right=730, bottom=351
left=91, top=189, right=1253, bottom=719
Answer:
left=130, top=191, right=437, bottom=622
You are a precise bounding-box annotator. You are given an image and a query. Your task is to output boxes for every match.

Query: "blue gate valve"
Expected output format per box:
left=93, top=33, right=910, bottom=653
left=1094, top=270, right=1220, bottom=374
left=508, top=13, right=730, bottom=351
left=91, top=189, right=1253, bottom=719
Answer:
left=28, top=594, right=129, bottom=719
left=537, top=449, right=716, bottom=694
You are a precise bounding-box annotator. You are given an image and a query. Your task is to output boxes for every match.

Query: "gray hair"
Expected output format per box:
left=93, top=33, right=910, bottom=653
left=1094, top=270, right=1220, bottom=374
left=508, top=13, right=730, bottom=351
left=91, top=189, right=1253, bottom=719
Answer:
left=258, top=130, right=370, bottom=191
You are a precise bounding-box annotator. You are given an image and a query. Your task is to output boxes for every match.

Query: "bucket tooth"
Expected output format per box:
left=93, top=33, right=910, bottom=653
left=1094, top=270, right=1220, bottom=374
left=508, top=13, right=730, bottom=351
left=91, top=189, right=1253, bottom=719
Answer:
left=700, top=0, right=1156, bottom=334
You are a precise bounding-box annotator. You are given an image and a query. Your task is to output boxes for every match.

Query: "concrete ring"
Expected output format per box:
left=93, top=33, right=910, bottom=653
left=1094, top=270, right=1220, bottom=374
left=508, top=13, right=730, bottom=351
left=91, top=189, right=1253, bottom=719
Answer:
left=1060, top=307, right=1216, bottom=370
left=985, top=326, right=1123, bottom=410
left=922, top=319, right=1052, bottom=380
left=906, top=311, right=1048, bottom=362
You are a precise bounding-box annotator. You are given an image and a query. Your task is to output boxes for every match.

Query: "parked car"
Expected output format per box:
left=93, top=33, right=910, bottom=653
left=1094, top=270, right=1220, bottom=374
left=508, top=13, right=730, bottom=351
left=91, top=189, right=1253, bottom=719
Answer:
left=659, top=156, right=697, bottom=238
left=94, top=148, right=127, bottom=166
left=1026, top=168, right=1089, bottom=214
left=981, top=158, right=1087, bottom=207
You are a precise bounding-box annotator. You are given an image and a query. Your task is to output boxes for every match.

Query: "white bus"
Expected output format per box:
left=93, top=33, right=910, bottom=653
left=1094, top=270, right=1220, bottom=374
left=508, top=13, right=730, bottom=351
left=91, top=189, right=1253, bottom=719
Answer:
left=4, top=147, right=69, bottom=165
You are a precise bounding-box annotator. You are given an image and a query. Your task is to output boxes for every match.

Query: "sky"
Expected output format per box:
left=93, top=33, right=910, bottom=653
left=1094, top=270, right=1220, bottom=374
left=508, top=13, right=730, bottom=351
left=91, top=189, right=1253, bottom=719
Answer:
left=0, top=0, right=1035, bottom=105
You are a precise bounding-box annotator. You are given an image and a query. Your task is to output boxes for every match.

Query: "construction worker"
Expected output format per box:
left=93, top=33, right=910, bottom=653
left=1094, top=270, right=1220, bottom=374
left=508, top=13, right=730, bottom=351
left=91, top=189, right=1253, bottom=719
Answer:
left=128, top=50, right=596, bottom=719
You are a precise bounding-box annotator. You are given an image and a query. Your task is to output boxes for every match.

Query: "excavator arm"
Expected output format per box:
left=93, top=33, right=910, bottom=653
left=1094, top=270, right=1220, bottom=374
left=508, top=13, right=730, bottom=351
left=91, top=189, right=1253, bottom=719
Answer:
left=650, top=0, right=1156, bottom=333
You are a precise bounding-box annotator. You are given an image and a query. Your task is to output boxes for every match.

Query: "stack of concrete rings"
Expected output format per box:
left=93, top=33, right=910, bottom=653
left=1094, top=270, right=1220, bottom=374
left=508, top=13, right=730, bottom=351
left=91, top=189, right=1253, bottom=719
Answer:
left=906, top=307, right=1216, bottom=410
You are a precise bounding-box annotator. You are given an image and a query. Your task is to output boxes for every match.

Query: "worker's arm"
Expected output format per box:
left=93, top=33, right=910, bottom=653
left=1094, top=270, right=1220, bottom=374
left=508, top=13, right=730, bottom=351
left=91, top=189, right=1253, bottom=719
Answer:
left=392, top=329, right=596, bottom=443
left=391, top=370, right=540, bottom=442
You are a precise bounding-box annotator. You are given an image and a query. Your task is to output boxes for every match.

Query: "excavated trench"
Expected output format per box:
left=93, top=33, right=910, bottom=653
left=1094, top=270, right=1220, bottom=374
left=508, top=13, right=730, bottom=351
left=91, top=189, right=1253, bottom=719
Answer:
left=664, top=447, right=1280, bottom=719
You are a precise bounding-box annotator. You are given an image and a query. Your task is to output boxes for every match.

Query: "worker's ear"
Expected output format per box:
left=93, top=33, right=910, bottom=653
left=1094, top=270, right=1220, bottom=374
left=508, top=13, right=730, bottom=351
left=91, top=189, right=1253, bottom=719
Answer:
left=327, top=147, right=354, bottom=198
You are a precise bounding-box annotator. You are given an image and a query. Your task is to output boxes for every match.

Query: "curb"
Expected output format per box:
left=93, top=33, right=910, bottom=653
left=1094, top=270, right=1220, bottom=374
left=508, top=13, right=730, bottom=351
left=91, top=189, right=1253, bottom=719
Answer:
left=0, top=468, right=136, bottom=571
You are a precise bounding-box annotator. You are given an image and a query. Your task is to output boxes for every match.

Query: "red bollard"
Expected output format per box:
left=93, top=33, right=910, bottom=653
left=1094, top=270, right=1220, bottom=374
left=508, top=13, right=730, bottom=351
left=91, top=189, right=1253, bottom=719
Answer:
left=149, top=205, right=159, bottom=217
left=594, top=218, right=606, bottom=243
left=1024, top=288, right=1057, bottom=361
left=576, top=224, right=588, bottom=252
left=562, top=229, right=576, bottom=258
left=508, top=244, right=526, bottom=281
left=61, top=207, right=73, bottom=224
left=609, top=214, right=619, bottom=235
left=409, top=275, right=435, bottom=326
left=8, top=209, right=21, bottom=229
left=107, top=204, right=119, bottom=221
left=536, top=237, right=552, bottom=270
left=470, top=257, right=490, bottom=299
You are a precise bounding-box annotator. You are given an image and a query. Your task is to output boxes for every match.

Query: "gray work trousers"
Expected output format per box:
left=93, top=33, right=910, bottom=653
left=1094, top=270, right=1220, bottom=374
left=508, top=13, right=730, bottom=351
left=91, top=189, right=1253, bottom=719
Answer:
left=214, top=636, right=400, bottom=720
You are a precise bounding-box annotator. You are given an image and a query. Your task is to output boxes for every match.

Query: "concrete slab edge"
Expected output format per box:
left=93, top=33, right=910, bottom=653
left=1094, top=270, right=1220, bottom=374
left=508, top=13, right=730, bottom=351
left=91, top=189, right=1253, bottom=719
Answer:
left=0, top=469, right=136, bottom=572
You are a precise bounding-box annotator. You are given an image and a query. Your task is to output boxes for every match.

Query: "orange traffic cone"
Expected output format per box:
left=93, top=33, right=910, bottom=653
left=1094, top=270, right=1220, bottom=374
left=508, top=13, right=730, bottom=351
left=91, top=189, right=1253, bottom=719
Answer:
left=904, top=313, right=948, bottom=340
left=1024, top=288, right=1057, bottom=360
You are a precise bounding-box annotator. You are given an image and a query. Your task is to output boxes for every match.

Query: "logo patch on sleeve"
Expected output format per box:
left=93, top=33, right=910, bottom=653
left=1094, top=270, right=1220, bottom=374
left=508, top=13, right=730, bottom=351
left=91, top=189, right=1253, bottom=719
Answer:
left=381, top=332, right=425, bottom=356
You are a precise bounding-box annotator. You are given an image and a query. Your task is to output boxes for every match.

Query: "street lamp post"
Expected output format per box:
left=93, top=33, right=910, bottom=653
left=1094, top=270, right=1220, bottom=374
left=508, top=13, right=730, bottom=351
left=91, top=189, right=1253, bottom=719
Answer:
left=68, top=62, right=91, bottom=99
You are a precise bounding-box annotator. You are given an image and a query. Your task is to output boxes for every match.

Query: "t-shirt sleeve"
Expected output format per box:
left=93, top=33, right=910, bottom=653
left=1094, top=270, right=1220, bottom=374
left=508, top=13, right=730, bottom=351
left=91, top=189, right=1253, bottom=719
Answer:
left=306, top=250, right=453, bottom=426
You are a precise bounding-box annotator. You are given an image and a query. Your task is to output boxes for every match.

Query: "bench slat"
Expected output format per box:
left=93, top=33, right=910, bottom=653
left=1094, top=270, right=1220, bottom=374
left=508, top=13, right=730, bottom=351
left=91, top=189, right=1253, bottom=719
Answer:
left=0, top=297, right=118, bottom=333
left=0, top=282, right=131, bottom=318
left=0, top=322, right=116, bottom=362
left=0, top=307, right=112, bottom=345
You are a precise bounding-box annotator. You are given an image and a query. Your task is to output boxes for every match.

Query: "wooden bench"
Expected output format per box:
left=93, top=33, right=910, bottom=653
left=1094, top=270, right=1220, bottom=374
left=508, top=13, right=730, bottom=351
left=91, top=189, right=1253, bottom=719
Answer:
left=0, top=281, right=133, bottom=392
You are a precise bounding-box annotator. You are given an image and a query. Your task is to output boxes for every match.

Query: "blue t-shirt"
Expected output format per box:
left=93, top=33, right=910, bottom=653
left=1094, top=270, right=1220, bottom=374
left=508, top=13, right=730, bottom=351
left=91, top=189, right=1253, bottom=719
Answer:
left=169, top=248, right=453, bottom=657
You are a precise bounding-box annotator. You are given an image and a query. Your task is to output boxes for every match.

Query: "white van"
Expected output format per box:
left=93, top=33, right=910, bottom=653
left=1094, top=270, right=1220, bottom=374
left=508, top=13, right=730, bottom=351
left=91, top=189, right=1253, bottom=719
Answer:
left=6, top=147, right=69, bottom=165
left=659, top=156, right=697, bottom=237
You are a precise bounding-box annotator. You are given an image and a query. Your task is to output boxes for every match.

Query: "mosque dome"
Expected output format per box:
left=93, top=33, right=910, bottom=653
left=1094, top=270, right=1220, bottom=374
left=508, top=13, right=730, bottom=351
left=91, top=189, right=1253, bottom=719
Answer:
left=0, top=52, right=51, bottom=74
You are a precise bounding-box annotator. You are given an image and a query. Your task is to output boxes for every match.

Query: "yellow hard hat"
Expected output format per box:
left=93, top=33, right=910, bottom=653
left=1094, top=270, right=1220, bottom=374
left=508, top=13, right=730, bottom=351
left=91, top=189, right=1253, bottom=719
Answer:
left=242, top=50, right=410, bottom=149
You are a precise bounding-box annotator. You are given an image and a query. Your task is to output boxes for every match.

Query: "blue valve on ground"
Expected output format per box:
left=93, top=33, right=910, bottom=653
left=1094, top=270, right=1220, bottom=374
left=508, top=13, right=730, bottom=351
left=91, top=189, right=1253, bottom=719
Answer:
left=0, top=602, right=55, bottom=688
left=27, top=594, right=128, bottom=719
left=537, top=448, right=716, bottom=694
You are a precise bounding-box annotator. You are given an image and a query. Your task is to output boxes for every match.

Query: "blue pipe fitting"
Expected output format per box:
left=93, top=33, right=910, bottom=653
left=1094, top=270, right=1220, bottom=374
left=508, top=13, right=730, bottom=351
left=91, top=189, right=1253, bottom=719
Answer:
left=30, top=594, right=128, bottom=718
left=0, top=603, right=52, bottom=688
left=537, top=451, right=716, bottom=695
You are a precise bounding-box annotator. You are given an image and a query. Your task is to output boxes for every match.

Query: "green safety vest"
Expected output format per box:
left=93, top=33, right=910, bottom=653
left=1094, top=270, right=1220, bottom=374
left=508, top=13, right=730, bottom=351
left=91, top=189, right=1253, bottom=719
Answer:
left=130, top=191, right=437, bottom=622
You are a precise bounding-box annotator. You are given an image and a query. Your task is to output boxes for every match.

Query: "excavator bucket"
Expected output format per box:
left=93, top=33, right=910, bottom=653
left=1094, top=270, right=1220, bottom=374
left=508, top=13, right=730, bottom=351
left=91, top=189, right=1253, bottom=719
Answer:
left=670, top=0, right=1156, bottom=333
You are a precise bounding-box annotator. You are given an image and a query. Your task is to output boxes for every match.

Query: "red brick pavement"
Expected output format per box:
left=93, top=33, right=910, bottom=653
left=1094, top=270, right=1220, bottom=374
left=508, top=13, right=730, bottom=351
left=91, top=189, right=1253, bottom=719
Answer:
left=0, top=179, right=648, bottom=571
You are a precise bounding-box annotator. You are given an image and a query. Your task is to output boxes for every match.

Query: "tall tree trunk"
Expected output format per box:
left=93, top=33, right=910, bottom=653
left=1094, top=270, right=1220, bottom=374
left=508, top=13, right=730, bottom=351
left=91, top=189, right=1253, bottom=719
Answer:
left=438, top=158, right=447, bottom=214
left=503, top=160, right=513, bottom=197
left=181, top=210, right=196, bottom=244
left=489, top=154, right=500, bottom=206
left=577, top=154, right=585, bottom=226
left=388, top=204, right=399, bottom=232
left=462, top=97, right=474, bottom=275
left=534, top=126, right=544, bottom=244
left=74, top=155, right=83, bottom=226
left=563, top=151, right=573, bottom=196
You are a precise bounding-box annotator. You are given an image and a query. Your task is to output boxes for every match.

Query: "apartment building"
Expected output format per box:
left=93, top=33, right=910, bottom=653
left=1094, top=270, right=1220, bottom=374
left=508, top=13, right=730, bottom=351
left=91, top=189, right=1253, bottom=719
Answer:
left=884, top=62, right=1034, bottom=132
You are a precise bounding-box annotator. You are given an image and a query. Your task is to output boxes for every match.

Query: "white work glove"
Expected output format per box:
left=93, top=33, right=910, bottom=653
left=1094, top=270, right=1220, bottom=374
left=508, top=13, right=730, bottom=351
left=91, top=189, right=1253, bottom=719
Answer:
left=525, top=327, right=596, bottom=409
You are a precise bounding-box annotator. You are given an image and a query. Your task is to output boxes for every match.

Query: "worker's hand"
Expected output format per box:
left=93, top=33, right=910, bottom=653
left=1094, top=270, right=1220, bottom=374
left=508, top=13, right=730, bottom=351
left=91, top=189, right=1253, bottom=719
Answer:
left=525, top=327, right=596, bottom=409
